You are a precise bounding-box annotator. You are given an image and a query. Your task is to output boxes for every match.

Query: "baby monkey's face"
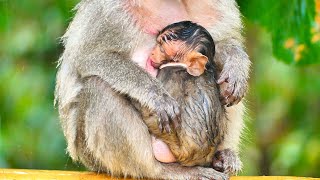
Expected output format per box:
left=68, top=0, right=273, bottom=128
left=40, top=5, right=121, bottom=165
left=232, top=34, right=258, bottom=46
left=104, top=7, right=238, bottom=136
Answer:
left=150, top=35, right=186, bottom=68
left=150, top=32, right=209, bottom=77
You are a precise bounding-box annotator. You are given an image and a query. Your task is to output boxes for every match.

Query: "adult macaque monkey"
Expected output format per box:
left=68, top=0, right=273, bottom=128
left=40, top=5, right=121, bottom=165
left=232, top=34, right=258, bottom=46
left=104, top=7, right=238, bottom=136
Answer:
left=55, top=0, right=250, bottom=179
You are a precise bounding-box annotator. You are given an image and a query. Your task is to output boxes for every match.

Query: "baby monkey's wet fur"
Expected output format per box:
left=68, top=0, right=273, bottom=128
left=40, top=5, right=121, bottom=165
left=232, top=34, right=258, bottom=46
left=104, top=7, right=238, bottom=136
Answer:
left=135, top=21, right=228, bottom=168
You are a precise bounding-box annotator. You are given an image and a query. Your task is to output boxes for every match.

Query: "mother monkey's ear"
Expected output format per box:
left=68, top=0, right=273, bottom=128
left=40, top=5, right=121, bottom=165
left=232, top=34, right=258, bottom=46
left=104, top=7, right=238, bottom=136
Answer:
left=185, top=51, right=208, bottom=77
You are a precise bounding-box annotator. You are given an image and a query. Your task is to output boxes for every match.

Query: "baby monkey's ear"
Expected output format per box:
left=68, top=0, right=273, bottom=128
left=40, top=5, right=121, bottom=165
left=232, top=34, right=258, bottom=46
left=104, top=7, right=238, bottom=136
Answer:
left=185, top=51, right=208, bottom=76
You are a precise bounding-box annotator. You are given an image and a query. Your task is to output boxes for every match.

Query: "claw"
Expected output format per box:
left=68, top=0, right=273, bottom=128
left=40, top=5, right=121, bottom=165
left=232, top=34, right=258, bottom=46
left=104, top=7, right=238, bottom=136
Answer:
left=162, top=112, right=170, bottom=133
left=173, top=115, right=181, bottom=130
left=226, top=95, right=236, bottom=107
left=172, top=106, right=181, bottom=130
left=164, top=123, right=171, bottom=133
left=227, top=83, right=235, bottom=94
left=223, top=90, right=232, bottom=98
left=221, top=97, right=228, bottom=105
left=233, top=97, right=241, bottom=105
left=157, top=117, right=163, bottom=132
left=217, top=76, right=228, bottom=84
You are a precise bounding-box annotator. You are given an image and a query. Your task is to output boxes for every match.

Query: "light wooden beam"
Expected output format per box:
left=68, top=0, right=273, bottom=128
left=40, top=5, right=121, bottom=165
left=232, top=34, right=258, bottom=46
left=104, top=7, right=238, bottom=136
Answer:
left=0, top=169, right=318, bottom=180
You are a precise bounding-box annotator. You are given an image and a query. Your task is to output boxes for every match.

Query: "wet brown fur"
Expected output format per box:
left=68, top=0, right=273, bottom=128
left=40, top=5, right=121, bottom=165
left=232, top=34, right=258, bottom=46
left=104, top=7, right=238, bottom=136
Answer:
left=136, top=21, right=227, bottom=167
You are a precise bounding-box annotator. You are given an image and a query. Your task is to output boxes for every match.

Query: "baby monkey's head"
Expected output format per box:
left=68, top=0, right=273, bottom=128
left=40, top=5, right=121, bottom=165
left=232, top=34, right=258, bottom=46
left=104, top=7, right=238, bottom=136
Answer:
left=150, top=21, right=215, bottom=76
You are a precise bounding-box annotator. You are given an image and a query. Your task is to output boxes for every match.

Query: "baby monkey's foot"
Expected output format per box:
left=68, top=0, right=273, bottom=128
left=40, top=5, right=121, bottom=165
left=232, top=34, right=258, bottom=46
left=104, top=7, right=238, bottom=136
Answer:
left=212, top=149, right=242, bottom=175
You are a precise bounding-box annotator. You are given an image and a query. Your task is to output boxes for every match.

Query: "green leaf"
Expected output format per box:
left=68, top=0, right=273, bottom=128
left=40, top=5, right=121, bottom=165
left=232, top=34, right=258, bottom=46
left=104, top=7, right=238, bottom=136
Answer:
left=238, top=0, right=320, bottom=65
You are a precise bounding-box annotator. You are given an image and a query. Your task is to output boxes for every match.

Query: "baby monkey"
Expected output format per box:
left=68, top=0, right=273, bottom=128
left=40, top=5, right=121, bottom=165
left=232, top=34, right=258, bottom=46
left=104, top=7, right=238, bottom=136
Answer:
left=136, top=21, right=230, bottom=172
left=151, top=21, right=212, bottom=77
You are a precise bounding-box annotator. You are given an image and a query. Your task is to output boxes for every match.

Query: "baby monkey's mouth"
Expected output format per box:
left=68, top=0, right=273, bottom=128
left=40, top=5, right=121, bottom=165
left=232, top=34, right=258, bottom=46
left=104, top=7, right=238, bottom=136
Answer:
left=151, top=59, right=171, bottom=68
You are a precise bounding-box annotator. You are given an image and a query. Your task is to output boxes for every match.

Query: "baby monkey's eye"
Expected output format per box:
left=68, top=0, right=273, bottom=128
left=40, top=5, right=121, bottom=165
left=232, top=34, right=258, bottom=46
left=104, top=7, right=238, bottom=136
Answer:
left=159, top=45, right=165, bottom=53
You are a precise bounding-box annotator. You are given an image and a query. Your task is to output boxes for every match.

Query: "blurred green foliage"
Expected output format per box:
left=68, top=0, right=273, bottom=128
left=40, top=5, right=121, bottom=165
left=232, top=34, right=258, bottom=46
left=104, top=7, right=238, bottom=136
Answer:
left=239, top=0, right=320, bottom=65
left=0, top=0, right=319, bottom=177
left=0, top=0, right=83, bottom=170
left=241, top=24, right=320, bottom=176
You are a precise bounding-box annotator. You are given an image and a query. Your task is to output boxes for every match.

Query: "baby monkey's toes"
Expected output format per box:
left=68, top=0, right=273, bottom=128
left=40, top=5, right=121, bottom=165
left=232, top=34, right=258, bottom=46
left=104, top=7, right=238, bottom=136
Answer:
left=212, top=149, right=242, bottom=175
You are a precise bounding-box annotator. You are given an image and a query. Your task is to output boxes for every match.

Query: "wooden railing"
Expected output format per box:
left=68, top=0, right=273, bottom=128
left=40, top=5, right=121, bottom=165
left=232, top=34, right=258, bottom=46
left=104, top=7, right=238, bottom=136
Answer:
left=0, top=169, right=318, bottom=180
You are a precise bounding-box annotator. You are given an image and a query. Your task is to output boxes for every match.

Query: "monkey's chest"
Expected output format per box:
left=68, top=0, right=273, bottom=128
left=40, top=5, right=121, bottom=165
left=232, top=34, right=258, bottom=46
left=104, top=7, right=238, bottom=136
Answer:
left=131, top=37, right=159, bottom=77
left=126, top=1, right=217, bottom=35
